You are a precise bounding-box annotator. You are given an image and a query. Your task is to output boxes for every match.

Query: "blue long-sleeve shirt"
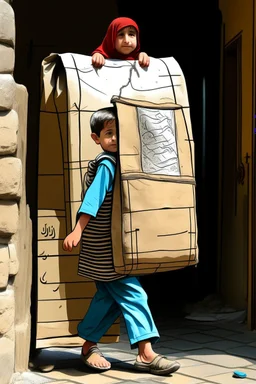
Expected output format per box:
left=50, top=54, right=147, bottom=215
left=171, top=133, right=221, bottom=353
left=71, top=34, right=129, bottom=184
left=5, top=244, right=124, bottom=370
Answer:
left=78, top=159, right=115, bottom=217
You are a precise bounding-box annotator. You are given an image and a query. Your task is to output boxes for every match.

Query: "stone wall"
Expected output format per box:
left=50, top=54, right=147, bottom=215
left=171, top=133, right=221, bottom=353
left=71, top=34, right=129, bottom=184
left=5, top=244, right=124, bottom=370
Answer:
left=0, top=1, right=32, bottom=383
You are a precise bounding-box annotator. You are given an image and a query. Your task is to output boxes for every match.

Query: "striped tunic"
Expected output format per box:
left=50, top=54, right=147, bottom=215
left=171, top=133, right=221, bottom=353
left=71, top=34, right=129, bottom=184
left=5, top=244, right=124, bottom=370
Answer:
left=78, top=153, right=123, bottom=282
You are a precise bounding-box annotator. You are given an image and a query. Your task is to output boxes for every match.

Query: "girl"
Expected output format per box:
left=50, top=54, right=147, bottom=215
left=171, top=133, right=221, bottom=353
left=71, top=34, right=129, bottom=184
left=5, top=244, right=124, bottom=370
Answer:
left=92, top=17, right=150, bottom=68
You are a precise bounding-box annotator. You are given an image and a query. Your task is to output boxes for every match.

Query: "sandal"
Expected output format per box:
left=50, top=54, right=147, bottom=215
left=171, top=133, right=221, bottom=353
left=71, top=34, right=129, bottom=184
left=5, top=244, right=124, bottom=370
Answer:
left=81, top=346, right=111, bottom=372
left=134, top=354, right=180, bottom=376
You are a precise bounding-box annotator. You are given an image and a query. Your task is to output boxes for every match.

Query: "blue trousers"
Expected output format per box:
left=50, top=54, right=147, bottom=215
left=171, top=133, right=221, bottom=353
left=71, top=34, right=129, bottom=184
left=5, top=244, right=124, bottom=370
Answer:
left=77, top=276, right=160, bottom=349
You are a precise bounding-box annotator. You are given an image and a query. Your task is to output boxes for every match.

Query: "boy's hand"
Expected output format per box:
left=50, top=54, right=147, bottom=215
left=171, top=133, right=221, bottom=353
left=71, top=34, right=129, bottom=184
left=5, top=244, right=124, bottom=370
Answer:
left=92, top=53, right=105, bottom=68
left=63, top=231, right=81, bottom=252
left=138, top=52, right=150, bottom=67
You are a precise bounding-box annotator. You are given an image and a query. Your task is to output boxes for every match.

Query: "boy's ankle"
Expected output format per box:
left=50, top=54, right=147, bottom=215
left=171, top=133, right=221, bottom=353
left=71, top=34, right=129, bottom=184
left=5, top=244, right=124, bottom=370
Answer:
left=82, top=341, right=97, bottom=354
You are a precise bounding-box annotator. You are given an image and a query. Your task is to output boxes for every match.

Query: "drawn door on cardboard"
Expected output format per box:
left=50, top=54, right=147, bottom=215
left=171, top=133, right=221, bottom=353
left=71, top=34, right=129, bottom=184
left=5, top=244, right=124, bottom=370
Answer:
left=37, top=53, right=198, bottom=347
left=111, top=96, right=198, bottom=275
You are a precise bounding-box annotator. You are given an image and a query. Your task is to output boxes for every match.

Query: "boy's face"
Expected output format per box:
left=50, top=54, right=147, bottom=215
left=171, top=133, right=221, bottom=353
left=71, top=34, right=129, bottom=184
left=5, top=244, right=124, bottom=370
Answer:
left=91, top=119, right=117, bottom=153
left=115, top=26, right=137, bottom=56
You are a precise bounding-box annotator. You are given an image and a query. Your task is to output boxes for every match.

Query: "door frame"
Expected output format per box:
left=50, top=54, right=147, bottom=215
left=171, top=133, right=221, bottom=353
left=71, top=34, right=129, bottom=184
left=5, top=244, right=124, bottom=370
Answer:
left=251, top=0, right=256, bottom=330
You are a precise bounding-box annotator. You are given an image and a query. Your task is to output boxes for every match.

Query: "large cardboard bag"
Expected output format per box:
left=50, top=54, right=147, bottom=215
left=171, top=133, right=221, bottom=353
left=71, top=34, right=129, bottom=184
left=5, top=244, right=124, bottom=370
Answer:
left=37, top=53, right=198, bottom=346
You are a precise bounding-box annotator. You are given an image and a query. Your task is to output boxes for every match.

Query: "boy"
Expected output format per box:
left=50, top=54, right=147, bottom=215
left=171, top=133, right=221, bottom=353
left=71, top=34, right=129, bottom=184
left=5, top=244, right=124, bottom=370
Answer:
left=63, top=107, right=180, bottom=376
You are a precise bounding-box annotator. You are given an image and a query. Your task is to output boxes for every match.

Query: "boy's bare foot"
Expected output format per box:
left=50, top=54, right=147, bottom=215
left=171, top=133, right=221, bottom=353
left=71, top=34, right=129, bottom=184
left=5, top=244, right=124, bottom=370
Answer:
left=82, top=342, right=111, bottom=370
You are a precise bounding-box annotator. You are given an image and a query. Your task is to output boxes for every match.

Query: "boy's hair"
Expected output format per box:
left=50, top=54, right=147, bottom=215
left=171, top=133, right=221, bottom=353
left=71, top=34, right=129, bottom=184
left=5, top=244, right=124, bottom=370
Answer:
left=90, top=107, right=116, bottom=137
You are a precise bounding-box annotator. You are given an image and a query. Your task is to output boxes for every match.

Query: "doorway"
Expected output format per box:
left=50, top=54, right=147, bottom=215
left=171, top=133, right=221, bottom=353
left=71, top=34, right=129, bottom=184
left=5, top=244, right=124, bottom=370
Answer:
left=219, top=34, right=247, bottom=310
left=12, top=0, right=223, bottom=355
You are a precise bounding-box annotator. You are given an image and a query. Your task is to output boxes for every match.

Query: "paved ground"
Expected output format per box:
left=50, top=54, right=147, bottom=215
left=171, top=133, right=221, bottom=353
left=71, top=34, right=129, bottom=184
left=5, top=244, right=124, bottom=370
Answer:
left=12, top=311, right=256, bottom=384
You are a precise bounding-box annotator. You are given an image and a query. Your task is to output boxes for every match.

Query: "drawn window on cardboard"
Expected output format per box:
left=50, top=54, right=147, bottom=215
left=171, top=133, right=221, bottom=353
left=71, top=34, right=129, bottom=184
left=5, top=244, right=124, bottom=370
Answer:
left=137, top=107, right=180, bottom=176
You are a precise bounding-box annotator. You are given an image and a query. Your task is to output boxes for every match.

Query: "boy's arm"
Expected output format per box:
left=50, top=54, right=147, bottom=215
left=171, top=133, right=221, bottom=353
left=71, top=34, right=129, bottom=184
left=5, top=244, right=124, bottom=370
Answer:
left=62, top=161, right=115, bottom=252
left=63, top=213, right=90, bottom=252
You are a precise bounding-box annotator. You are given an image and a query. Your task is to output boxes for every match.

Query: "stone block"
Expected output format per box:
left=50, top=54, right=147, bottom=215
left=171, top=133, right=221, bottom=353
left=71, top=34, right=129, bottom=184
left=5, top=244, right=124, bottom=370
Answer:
left=10, top=373, right=22, bottom=384
left=0, top=44, right=14, bottom=73
left=0, top=243, right=8, bottom=288
left=0, top=200, right=18, bottom=236
left=0, top=288, right=14, bottom=334
left=9, top=243, right=19, bottom=275
left=15, top=322, right=31, bottom=372
left=0, top=109, right=18, bottom=154
left=0, top=0, right=15, bottom=45
left=0, top=337, right=14, bottom=384
left=0, top=74, right=15, bottom=110
left=0, top=157, right=22, bottom=198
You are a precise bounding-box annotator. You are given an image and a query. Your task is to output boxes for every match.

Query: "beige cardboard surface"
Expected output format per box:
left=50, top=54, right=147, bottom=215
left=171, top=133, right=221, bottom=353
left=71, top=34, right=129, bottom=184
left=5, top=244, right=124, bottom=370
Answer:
left=38, top=53, right=198, bottom=346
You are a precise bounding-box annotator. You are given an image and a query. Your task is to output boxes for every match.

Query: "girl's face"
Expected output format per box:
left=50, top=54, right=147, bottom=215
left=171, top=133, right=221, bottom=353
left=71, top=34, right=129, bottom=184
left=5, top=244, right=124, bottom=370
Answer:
left=115, top=26, right=137, bottom=56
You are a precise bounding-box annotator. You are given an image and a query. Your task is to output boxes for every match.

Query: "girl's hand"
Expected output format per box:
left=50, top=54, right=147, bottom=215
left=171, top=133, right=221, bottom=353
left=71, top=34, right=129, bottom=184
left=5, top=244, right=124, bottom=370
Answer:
left=138, top=52, right=150, bottom=67
left=63, top=231, right=81, bottom=252
left=92, top=53, right=105, bottom=68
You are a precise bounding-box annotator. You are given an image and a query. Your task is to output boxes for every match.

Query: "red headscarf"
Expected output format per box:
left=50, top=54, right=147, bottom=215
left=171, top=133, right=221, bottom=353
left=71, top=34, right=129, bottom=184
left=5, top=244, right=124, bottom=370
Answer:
left=92, top=17, right=141, bottom=60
